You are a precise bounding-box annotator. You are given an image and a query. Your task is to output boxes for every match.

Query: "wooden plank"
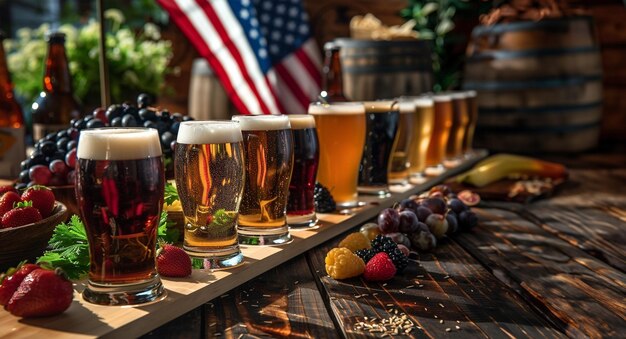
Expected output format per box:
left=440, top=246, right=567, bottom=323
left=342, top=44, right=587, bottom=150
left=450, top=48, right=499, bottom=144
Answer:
left=456, top=207, right=626, bottom=338
left=307, top=230, right=564, bottom=338
left=203, top=255, right=338, bottom=338
left=0, top=155, right=487, bottom=338
left=141, top=308, right=203, bottom=339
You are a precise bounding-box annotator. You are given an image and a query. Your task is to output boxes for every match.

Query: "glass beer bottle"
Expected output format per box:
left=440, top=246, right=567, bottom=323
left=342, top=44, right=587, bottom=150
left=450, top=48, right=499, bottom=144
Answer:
left=0, top=31, right=26, bottom=179
left=31, top=32, right=81, bottom=142
left=320, top=42, right=349, bottom=102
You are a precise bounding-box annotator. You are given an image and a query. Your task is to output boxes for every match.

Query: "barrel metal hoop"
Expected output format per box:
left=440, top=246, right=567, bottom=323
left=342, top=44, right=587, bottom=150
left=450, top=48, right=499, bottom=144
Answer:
left=466, top=46, right=600, bottom=62
left=477, top=101, right=602, bottom=115
left=471, top=16, right=594, bottom=37
left=476, top=121, right=600, bottom=134
left=463, top=75, right=602, bottom=91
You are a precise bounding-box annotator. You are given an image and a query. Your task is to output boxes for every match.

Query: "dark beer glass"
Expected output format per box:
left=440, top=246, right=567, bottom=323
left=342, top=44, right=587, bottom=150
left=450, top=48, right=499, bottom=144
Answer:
left=232, top=115, right=294, bottom=245
left=76, top=128, right=165, bottom=306
left=286, top=115, right=319, bottom=228
left=175, top=121, right=245, bottom=268
left=358, top=101, right=400, bottom=196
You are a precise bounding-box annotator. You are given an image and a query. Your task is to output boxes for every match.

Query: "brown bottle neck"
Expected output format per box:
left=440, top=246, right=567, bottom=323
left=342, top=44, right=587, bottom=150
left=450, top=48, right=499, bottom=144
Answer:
left=0, top=38, right=24, bottom=127
left=44, top=42, right=73, bottom=94
left=323, top=49, right=347, bottom=101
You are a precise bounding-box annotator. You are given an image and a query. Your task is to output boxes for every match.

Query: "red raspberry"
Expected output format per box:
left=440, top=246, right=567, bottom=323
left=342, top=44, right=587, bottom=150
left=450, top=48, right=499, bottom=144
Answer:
left=363, top=252, right=396, bottom=282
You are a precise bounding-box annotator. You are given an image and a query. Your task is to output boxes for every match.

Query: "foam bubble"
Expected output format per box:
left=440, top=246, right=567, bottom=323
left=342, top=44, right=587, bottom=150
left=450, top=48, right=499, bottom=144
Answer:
left=432, top=94, right=453, bottom=102
left=287, top=114, right=315, bottom=129
left=77, top=128, right=162, bottom=160
left=363, top=100, right=398, bottom=113
left=448, top=91, right=469, bottom=100
left=398, top=97, right=434, bottom=111
left=232, top=115, right=290, bottom=131
left=308, top=102, right=365, bottom=115
left=177, top=121, right=242, bottom=144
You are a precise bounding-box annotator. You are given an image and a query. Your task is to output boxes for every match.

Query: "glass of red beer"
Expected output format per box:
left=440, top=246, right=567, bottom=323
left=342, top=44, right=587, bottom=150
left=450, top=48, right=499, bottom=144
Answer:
left=76, top=128, right=165, bottom=306
left=286, top=114, right=319, bottom=229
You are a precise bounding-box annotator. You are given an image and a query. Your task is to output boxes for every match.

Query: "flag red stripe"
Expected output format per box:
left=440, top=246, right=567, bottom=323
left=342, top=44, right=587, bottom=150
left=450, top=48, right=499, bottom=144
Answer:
left=158, top=0, right=249, bottom=114
left=264, top=76, right=287, bottom=115
left=193, top=0, right=271, bottom=115
left=295, top=47, right=322, bottom=88
left=275, top=63, right=310, bottom=113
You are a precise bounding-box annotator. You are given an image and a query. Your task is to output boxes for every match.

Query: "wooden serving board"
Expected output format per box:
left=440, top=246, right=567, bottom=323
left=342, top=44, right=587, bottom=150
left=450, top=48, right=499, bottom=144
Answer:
left=0, top=153, right=486, bottom=339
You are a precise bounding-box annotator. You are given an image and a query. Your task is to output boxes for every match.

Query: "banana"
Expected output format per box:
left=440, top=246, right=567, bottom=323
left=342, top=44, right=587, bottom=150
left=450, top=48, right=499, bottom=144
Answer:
left=456, top=154, right=567, bottom=187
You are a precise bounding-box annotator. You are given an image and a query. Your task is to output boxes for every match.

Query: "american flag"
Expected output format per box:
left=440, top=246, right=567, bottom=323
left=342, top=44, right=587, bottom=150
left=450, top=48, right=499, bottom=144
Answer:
left=158, top=0, right=322, bottom=115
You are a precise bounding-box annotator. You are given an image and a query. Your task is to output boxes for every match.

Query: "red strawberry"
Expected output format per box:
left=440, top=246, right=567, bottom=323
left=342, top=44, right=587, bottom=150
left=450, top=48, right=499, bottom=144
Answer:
left=0, top=263, right=40, bottom=306
left=157, top=244, right=191, bottom=278
left=0, top=191, right=21, bottom=216
left=0, top=185, right=18, bottom=197
left=1, top=202, right=42, bottom=229
left=6, top=268, right=73, bottom=317
left=21, top=186, right=56, bottom=218
left=363, top=252, right=397, bottom=282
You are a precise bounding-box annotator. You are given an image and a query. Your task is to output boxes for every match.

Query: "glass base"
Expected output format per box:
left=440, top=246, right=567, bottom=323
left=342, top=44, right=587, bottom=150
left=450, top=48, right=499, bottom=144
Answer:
left=409, top=173, right=428, bottom=184
left=184, top=246, right=244, bottom=269
left=237, top=226, right=292, bottom=246
left=83, top=276, right=165, bottom=306
left=443, top=158, right=462, bottom=168
left=358, top=185, right=391, bottom=197
left=424, top=165, right=445, bottom=177
left=287, top=213, right=318, bottom=230
left=336, top=200, right=365, bottom=209
left=388, top=177, right=409, bottom=186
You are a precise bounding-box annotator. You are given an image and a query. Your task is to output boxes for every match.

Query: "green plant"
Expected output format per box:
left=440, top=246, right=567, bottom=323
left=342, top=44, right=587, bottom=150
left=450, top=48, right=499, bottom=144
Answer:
left=401, top=0, right=492, bottom=91
left=3, top=9, right=172, bottom=109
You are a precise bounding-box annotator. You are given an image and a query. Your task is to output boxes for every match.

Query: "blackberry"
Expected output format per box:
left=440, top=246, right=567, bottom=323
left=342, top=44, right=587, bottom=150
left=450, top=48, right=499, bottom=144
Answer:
left=314, top=183, right=336, bottom=213
left=355, top=249, right=375, bottom=264
left=371, top=235, right=408, bottom=273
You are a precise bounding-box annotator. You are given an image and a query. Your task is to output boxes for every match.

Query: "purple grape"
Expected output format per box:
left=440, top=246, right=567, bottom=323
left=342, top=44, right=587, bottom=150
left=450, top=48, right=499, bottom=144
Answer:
left=425, top=213, right=448, bottom=238
left=398, top=210, right=419, bottom=234
left=398, top=198, right=419, bottom=213
left=459, top=211, right=478, bottom=230
left=422, top=197, right=447, bottom=215
left=416, top=221, right=429, bottom=233
left=377, top=208, right=400, bottom=234
left=49, top=159, right=68, bottom=176
left=415, top=205, right=433, bottom=222
left=29, top=165, right=52, bottom=186
left=384, top=232, right=411, bottom=248
left=446, top=212, right=459, bottom=235
left=448, top=198, right=468, bottom=215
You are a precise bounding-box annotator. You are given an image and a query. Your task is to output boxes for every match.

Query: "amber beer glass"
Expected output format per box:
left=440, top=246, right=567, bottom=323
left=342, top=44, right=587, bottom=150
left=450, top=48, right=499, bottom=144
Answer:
left=425, top=94, right=453, bottom=176
left=462, top=90, right=479, bottom=155
left=359, top=101, right=399, bottom=195
left=286, top=115, right=319, bottom=228
left=309, top=102, right=366, bottom=208
left=445, top=92, right=470, bottom=166
left=388, top=99, right=415, bottom=185
left=76, top=128, right=164, bottom=305
left=175, top=121, right=245, bottom=268
left=232, top=115, right=294, bottom=245
left=406, top=97, right=434, bottom=181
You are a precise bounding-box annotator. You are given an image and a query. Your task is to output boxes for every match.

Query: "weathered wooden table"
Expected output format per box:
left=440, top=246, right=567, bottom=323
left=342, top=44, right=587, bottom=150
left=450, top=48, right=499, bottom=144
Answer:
left=143, top=152, right=626, bottom=338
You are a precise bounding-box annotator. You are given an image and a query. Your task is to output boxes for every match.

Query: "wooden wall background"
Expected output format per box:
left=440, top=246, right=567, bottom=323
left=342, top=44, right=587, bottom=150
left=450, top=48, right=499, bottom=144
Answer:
left=159, top=0, right=625, bottom=144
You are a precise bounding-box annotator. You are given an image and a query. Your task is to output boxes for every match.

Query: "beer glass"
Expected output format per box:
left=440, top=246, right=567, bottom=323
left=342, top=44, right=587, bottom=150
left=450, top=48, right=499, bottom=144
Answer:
left=462, top=90, right=479, bottom=156
left=445, top=92, right=470, bottom=167
left=175, top=121, right=245, bottom=268
left=309, top=102, right=366, bottom=208
left=425, top=94, right=453, bottom=176
left=286, top=115, right=319, bottom=228
left=406, top=97, right=435, bottom=182
left=76, top=128, right=165, bottom=306
left=232, top=115, right=294, bottom=245
left=388, top=98, right=416, bottom=185
left=358, top=101, right=400, bottom=195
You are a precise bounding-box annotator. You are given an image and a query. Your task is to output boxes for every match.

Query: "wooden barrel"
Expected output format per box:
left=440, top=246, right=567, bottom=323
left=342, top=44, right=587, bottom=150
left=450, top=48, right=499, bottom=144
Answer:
left=334, top=39, right=433, bottom=101
left=463, top=16, right=602, bottom=153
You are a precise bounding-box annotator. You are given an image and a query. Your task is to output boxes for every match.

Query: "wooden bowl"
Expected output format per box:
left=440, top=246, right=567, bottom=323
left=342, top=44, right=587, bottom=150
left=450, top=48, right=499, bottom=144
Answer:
left=0, top=202, right=68, bottom=270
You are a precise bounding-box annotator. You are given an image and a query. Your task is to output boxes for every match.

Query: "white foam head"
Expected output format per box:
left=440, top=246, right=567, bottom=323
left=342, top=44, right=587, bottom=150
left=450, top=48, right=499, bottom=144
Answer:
left=287, top=114, right=316, bottom=129
left=398, top=96, right=434, bottom=112
left=432, top=93, right=453, bottom=102
left=363, top=100, right=398, bottom=113
left=177, top=121, right=242, bottom=144
left=465, top=90, right=477, bottom=98
left=308, top=102, right=365, bottom=115
left=232, top=115, right=291, bottom=131
left=77, top=128, right=162, bottom=160
left=448, top=91, right=469, bottom=100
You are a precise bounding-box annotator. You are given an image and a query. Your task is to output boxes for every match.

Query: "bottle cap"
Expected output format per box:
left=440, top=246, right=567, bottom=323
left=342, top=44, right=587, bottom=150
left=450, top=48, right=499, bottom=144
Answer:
left=46, top=32, right=66, bottom=44
left=324, top=41, right=340, bottom=51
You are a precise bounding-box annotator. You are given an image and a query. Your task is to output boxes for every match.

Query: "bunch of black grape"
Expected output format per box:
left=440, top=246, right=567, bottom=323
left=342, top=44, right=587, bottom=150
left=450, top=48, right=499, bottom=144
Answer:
left=17, top=93, right=192, bottom=190
left=374, top=185, right=479, bottom=252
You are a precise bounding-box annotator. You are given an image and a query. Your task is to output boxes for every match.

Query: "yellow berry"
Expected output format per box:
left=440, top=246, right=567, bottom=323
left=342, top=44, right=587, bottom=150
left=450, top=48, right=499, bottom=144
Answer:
left=360, top=223, right=381, bottom=241
left=338, top=232, right=371, bottom=252
left=325, top=247, right=365, bottom=279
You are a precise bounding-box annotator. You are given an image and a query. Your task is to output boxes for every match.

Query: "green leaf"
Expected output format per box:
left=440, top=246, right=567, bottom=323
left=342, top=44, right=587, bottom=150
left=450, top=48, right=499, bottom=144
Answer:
left=38, top=215, right=90, bottom=280
left=158, top=210, right=180, bottom=244
left=422, top=2, right=439, bottom=16
left=436, top=19, right=455, bottom=36
left=164, top=182, right=179, bottom=206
